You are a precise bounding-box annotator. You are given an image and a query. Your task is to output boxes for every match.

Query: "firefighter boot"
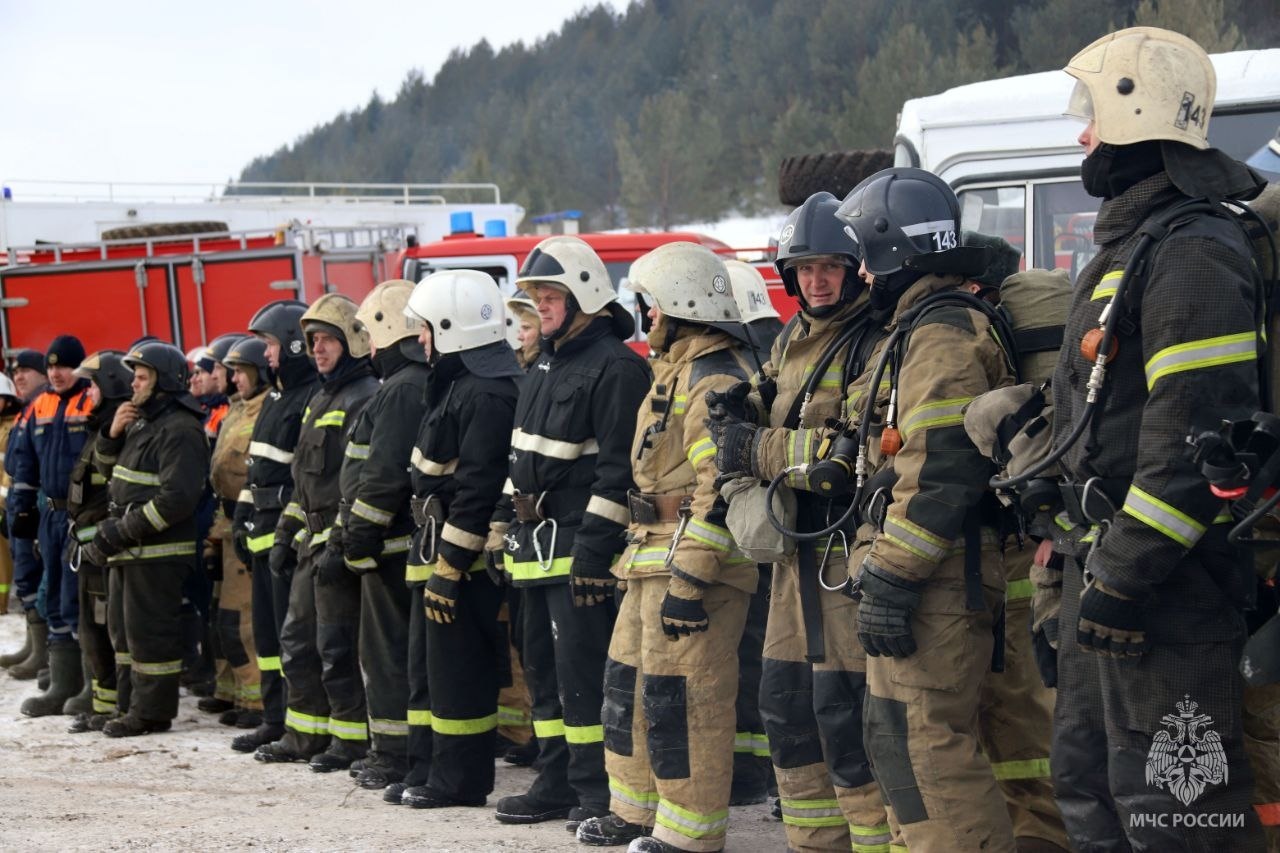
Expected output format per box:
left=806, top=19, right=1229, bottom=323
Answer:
left=626, top=838, right=684, bottom=853
left=102, top=715, right=173, bottom=738
left=254, top=730, right=328, bottom=763
left=0, top=609, right=36, bottom=667
left=21, top=642, right=84, bottom=717
left=231, top=722, right=286, bottom=753
left=6, top=612, right=48, bottom=679
left=494, top=793, right=576, bottom=825
left=309, top=738, right=368, bottom=773
left=401, top=785, right=487, bottom=809
left=67, top=712, right=93, bottom=734
left=62, top=654, right=94, bottom=716
left=37, top=666, right=50, bottom=690
left=576, top=814, right=652, bottom=847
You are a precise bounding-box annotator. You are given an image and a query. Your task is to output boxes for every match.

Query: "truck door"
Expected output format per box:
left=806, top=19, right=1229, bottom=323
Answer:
left=172, top=249, right=302, bottom=348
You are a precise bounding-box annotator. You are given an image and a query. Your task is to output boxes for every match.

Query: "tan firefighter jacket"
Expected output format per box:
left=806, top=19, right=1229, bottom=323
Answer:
left=617, top=327, right=757, bottom=593
left=211, top=389, right=265, bottom=505
left=843, top=274, right=1014, bottom=583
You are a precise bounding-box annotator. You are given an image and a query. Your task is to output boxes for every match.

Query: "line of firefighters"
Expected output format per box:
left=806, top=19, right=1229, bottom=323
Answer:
left=4, top=24, right=1280, bottom=853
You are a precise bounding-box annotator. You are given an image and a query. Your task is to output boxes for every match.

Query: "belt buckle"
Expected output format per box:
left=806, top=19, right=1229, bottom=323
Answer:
left=626, top=490, right=656, bottom=525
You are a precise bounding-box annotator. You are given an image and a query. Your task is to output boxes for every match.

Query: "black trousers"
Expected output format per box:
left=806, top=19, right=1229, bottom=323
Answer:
left=520, top=581, right=616, bottom=810
left=360, top=554, right=412, bottom=772
left=732, top=567, right=770, bottom=792
left=119, top=559, right=192, bottom=722
left=250, top=549, right=292, bottom=727
left=77, top=560, right=117, bottom=714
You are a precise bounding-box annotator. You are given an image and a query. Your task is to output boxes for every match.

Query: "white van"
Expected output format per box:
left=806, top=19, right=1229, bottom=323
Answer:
left=892, top=49, right=1280, bottom=279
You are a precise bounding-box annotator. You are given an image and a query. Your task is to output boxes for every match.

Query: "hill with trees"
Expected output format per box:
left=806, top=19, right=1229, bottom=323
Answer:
left=238, top=0, right=1273, bottom=229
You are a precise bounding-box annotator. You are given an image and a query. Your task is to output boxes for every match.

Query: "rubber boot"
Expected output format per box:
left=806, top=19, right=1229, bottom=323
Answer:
left=0, top=610, right=35, bottom=667
left=37, top=666, right=50, bottom=690
left=21, top=642, right=85, bottom=717
left=7, top=613, right=48, bottom=680
left=62, top=654, right=94, bottom=716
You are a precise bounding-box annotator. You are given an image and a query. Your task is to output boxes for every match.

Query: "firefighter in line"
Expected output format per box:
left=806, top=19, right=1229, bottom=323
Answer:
left=721, top=260, right=780, bottom=808
left=83, top=341, right=209, bottom=737
left=1050, top=27, right=1268, bottom=849
left=195, top=333, right=251, bottom=720
left=231, top=300, right=319, bottom=753
left=13, top=335, right=94, bottom=717
left=258, top=295, right=378, bottom=769
left=205, top=337, right=271, bottom=730
left=709, top=193, right=893, bottom=853
left=0, top=373, right=25, bottom=616
left=339, top=280, right=431, bottom=793
left=507, top=294, right=543, bottom=370
left=495, top=235, right=650, bottom=830
left=574, top=243, right=758, bottom=852
left=398, top=269, right=523, bottom=808
left=62, top=351, right=133, bottom=732
left=0, top=349, right=49, bottom=676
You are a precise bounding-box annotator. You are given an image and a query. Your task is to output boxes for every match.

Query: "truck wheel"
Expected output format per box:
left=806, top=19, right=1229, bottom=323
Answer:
left=100, top=221, right=230, bottom=241
left=777, top=150, right=893, bottom=206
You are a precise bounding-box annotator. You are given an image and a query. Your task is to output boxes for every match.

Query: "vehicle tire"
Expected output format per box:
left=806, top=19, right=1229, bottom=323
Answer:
left=100, top=221, right=230, bottom=241
left=777, top=150, right=892, bottom=207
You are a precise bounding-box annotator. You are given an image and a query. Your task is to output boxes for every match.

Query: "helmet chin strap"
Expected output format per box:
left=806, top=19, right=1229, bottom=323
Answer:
left=546, top=294, right=581, bottom=342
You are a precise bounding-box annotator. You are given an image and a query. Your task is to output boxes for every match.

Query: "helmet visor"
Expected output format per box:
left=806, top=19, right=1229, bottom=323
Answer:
left=1064, top=78, right=1094, bottom=123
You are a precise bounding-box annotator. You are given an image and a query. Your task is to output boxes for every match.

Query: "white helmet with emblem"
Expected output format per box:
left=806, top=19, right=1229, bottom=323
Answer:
left=405, top=269, right=507, bottom=353
left=626, top=242, right=739, bottom=324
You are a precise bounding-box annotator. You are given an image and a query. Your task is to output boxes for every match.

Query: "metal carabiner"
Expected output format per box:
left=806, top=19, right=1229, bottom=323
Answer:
left=532, top=517, right=558, bottom=572
left=817, top=530, right=850, bottom=591
left=1080, top=476, right=1117, bottom=528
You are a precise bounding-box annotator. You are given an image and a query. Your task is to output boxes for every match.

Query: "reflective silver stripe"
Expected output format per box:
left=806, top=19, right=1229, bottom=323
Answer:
left=655, top=799, right=730, bottom=838
left=282, top=502, right=305, bottom=523
left=900, top=218, right=954, bottom=237
left=900, top=396, right=973, bottom=438
left=249, top=441, right=295, bottom=464
left=383, top=535, right=412, bottom=555
left=585, top=495, right=630, bottom=526
left=113, top=465, right=161, bottom=486
left=684, top=518, right=733, bottom=552
left=108, top=542, right=198, bottom=562
left=1144, top=331, right=1257, bottom=390
left=344, top=442, right=370, bottom=460
left=142, top=501, right=167, bottom=531
left=352, top=499, right=393, bottom=526
left=368, top=717, right=410, bottom=736
left=510, top=428, right=599, bottom=461
left=132, top=658, right=183, bottom=676
left=882, top=516, right=949, bottom=562
left=410, top=446, right=457, bottom=476
left=1121, top=485, right=1206, bottom=549
left=237, top=489, right=253, bottom=504
left=609, top=777, right=659, bottom=811
left=441, top=523, right=485, bottom=551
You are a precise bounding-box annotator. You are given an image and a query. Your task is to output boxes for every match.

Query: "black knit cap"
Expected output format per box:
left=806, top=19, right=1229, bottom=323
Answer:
left=11, top=348, right=45, bottom=373
left=46, top=335, right=86, bottom=370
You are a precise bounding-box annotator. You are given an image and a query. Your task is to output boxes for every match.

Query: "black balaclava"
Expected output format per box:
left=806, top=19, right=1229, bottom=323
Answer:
left=1081, top=140, right=1164, bottom=200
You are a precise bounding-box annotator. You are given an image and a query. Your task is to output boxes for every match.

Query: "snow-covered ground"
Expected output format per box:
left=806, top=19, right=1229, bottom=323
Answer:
left=0, top=608, right=784, bottom=851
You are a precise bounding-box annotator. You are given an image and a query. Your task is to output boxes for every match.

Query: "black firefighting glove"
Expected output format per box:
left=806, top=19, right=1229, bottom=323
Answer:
left=424, top=558, right=465, bottom=625
left=268, top=537, right=294, bottom=579
left=80, top=539, right=109, bottom=569
left=203, top=542, right=223, bottom=582
left=10, top=507, right=39, bottom=540
left=705, top=381, right=756, bottom=425
left=314, top=543, right=348, bottom=586
left=1076, top=570, right=1148, bottom=659
left=660, top=576, right=709, bottom=639
left=707, top=417, right=761, bottom=479
left=570, top=557, right=615, bottom=608
left=232, top=529, right=252, bottom=568
left=92, top=517, right=133, bottom=559
left=1029, top=549, right=1062, bottom=688
left=343, top=523, right=382, bottom=563
left=856, top=562, right=926, bottom=658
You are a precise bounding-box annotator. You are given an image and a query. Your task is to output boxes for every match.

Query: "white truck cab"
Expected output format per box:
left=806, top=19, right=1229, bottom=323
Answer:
left=893, top=49, right=1280, bottom=279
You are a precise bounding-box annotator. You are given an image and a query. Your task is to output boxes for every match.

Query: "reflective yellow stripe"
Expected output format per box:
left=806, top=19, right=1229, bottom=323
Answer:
left=505, top=553, right=573, bottom=581
left=132, top=658, right=183, bottom=676
left=882, top=516, right=950, bottom=562
left=585, top=495, right=630, bottom=526
left=900, top=396, right=973, bottom=438
left=802, top=362, right=844, bottom=389
left=327, top=717, right=369, bottom=741
left=75, top=525, right=98, bottom=543
left=405, top=562, right=432, bottom=582
left=498, top=706, right=531, bottom=726
left=257, top=655, right=282, bottom=672
left=609, top=776, right=659, bottom=811
left=383, top=535, right=413, bottom=555
left=142, top=501, right=167, bottom=531
left=408, top=709, right=433, bottom=727
left=687, top=437, right=716, bottom=467
left=314, top=410, right=346, bottom=429
left=369, top=717, right=409, bottom=736
left=1005, top=578, right=1034, bottom=603
left=991, top=757, right=1051, bottom=780
left=113, top=465, right=161, bottom=486
left=345, top=442, right=370, bottom=460
left=246, top=533, right=275, bottom=554
left=734, top=731, right=770, bottom=757
left=510, top=428, right=599, bottom=461
left=533, top=718, right=565, bottom=739
left=410, top=446, right=457, bottom=476
left=655, top=798, right=729, bottom=840
left=1122, top=485, right=1206, bottom=549
left=286, top=708, right=330, bottom=735
left=345, top=555, right=378, bottom=571
left=1144, top=331, right=1257, bottom=390
left=310, top=527, right=332, bottom=546
left=684, top=518, right=733, bottom=552
left=282, top=502, right=306, bottom=523
left=627, top=547, right=670, bottom=569
left=564, top=723, right=604, bottom=744
left=779, top=797, right=846, bottom=828
left=107, top=542, right=197, bottom=563
left=115, top=651, right=133, bottom=666
left=432, top=713, right=498, bottom=736
left=851, top=821, right=894, bottom=853
left=672, top=394, right=687, bottom=415
left=1091, top=269, right=1124, bottom=301
left=352, top=499, right=393, bottom=527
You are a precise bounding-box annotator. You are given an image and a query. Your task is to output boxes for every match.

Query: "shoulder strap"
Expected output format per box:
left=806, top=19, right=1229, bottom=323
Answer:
left=899, top=290, right=1021, bottom=383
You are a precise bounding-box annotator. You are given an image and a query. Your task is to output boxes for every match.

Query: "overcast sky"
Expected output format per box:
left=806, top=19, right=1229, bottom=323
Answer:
left=1, top=0, right=621, bottom=188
